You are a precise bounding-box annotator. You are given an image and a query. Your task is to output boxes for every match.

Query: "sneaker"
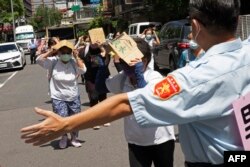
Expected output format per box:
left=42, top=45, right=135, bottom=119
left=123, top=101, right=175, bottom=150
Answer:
left=59, top=135, right=68, bottom=149
left=103, top=123, right=111, bottom=127
left=70, top=139, right=82, bottom=148
left=93, top=126, right=100, bottom=130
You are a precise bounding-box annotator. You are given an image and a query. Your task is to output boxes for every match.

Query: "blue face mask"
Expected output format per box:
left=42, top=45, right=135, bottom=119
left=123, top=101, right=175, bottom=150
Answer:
left=60, top=54, right=71, bottom=62
left=189, top=40, right=199, bottom=50
left=145, top=35, right=152, bottom=41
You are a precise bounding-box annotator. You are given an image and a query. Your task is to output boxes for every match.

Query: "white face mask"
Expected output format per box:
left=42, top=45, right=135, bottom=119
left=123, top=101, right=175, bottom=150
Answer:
left=189, top=40, right=199, bottom=50
left=60, top=54, right=71, bottom=62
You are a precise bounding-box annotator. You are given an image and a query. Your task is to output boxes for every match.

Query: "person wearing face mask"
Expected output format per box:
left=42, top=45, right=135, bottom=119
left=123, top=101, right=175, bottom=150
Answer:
left=22, top=1, right=249, bottom=166
left=178, top=33, right=205, bottom=68
left=106, top=38, right=175, bottom=167
left=140, top=28, right=160, bottom=70
left=35, top=40, right=87, bottom=149
left=81, top=39, right=111, bottom=129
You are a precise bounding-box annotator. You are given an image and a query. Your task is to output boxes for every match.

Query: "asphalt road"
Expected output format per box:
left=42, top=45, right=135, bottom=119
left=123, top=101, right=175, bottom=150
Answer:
left=0, top=55, right=184, bottom=167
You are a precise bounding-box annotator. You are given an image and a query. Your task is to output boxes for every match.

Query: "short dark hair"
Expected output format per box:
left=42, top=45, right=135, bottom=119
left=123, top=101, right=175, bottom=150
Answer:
left=133, top=38, right=151, bottom=63
left=189, top=0, right=240, bottom=35
left=48, top=38, right=56, bottom=48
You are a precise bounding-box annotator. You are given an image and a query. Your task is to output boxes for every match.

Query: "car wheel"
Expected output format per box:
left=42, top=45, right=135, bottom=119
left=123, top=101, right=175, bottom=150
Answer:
left=169, top=56, right=176, bottom=71
left=154, top=62, right=160, bottom=72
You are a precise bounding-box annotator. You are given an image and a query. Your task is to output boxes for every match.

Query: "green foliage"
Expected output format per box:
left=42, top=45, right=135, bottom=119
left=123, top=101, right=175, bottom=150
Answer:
left=87, top=4, right=128, bottom=33
left=0, top=0, right=24, bottom=23
left=29, top=5, right=62, bottom=31
left=144, top=0, right=189, bottom=22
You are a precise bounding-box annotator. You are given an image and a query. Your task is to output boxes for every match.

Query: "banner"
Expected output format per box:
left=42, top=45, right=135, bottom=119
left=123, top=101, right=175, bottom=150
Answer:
left=232, top=92, right=250, bottom=150
left=108, top=32, right=144, bottom=64
left=88, top=28, right=106, bottom=44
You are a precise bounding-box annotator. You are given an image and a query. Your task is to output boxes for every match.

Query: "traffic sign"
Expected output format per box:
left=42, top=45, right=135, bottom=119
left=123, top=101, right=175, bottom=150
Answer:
left=71, top=5, right=80, bottom=12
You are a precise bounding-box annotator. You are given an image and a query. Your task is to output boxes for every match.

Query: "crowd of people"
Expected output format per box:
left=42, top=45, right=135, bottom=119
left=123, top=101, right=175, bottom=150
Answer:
left=21, top=0, right=249, bottom=167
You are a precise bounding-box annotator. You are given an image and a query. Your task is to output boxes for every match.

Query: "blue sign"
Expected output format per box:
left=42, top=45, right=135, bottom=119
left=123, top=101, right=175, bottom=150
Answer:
left=90, top=0, right=100, bottom=3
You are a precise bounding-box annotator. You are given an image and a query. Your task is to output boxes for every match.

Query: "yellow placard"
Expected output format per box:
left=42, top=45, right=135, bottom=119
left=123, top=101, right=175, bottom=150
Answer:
left=108, top=32, right=144, bottom=64
left=88, top=28, right=106, bottom=44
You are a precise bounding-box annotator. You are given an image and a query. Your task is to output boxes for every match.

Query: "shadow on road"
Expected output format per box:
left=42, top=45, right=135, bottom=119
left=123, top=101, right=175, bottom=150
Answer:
left=0, top=68, right=20, bottom=73
left=45, top=100, right=52, bottom=104
left=82, top=102, right=90, bottom=106
left=40, top=139, right=86, bottom=150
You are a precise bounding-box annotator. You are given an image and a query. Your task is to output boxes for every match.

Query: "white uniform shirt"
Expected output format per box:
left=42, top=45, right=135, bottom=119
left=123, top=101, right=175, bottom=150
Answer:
left=106, top=69, right=175, bottom=146
left=127, top=38, right=248, bottom=164
left=37, top=56, right=86, bottom=101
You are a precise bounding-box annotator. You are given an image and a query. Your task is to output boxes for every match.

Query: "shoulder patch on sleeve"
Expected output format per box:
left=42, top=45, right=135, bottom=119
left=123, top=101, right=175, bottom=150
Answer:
left=154, top=75, right=181, bottom=100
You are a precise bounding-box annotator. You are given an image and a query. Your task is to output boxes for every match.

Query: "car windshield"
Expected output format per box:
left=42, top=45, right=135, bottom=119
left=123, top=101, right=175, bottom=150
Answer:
left=0, top=44, right=18, bottom=53
left=139, top=25, right=149, bottom=34
left=183, top=25, right=192, bottom=40
left=16, top=32, right=34, bottom=40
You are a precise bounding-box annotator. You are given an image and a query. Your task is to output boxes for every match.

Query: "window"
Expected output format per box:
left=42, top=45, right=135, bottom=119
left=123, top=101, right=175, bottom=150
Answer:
left=160, top=24, right=182, bottom=39
left=16, top=33, right=34, bottom=40
left=0, top=44, right=18, bottom=53
left=139, top=25, right=149, bottom=34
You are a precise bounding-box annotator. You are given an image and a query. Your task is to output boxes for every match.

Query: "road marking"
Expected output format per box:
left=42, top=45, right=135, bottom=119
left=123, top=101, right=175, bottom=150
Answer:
left=0, top=71, right=18, bottom=88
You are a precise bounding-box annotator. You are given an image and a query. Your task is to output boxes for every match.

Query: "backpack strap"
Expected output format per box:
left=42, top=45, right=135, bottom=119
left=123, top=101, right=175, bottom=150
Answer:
left=69, top=59, right=79, bottom=79
left=47, top=58, right=58, bottom=95
left=48, top=58, right=58, bottom=81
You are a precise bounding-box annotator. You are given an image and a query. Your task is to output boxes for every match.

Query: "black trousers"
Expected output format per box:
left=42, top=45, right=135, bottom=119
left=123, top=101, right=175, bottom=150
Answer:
left=30, top=48, right=37, bottom=64
left=128, top=140, right=175, bottom=167
left=89, top=93, right=107, bottom=107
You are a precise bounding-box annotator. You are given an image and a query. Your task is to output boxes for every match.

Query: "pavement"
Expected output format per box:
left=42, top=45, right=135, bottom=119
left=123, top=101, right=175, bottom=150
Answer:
left=0, top=54, right=184, bottom=167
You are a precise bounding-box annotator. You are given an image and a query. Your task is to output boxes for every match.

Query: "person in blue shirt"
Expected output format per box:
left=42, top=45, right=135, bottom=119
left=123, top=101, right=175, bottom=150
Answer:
left=178, top=33, right=204, bottom=68
left=28, top=39, right=38, bottom=64
left=21, top=0, right=247, bottom=166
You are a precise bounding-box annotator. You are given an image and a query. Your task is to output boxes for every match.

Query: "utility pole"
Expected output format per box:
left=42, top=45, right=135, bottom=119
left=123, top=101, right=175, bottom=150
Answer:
left=42, top=0, right=49, bottom=39
left=10, top=0, right=16, bottom=41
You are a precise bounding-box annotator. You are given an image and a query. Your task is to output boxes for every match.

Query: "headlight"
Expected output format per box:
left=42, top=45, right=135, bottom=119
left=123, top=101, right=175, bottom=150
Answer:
left=3, top=55, right=20, bottom=61
left=12, top=55, right=20, bottom=60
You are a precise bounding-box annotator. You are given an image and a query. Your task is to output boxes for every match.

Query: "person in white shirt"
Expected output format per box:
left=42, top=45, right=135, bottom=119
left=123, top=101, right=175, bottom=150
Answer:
left=140, top=28, right=160, bottom=70
left=36, top=40, right=87, bottom=149
left=106, top=38, right=175, bottom=167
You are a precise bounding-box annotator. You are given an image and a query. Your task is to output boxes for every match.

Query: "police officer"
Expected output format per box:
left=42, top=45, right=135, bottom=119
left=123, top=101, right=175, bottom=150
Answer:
left=21, top=0, right=247, bottom=166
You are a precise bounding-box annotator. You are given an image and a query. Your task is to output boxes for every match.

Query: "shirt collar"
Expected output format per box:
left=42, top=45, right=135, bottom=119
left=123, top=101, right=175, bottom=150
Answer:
left=205, top=38, right=242, bottom=57
left=189, top=38, right=242, bottom=68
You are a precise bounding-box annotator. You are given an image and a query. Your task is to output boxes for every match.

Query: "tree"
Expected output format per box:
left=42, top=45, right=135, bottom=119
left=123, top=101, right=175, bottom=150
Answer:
left=0, top=0, right=24, bottom=23
left=29, top=5, right=62, bottom=31
left=87, top=4, right=126, bottom=34
left=144, top=0, right=189, bottom=22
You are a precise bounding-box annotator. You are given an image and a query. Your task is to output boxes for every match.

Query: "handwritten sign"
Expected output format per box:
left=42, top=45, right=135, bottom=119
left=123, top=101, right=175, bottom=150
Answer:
left=108, top=32, right=144, bottom=64
left=233, top=92, right=250, bottom=150
left=88, top=28, right=106, bottom=44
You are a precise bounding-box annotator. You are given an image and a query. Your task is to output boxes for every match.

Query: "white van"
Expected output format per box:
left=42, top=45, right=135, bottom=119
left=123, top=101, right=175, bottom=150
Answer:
left=15, top=25, right=35, bottom=54
left=128, top=22, right=161, bottom=38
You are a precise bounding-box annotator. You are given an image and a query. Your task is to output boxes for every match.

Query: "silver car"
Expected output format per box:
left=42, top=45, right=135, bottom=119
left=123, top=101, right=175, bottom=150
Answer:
left=0, top=42, right=26, bottom=70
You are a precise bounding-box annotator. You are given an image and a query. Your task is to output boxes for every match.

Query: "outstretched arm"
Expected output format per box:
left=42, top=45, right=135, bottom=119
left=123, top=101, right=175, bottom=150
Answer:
left=21, top=93, right=132, bottom=146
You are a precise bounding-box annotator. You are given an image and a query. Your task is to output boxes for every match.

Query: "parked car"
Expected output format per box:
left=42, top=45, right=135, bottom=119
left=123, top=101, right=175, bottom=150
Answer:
left=128, top=22, right=162, bottom=38
left=0, top=42, right=26, bottom=70
left=154, top=19, right=191, bottom=74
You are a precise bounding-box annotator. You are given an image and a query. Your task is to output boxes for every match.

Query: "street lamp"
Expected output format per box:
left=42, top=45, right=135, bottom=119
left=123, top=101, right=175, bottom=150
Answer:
left=10, top=0, right=16, bottom=42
